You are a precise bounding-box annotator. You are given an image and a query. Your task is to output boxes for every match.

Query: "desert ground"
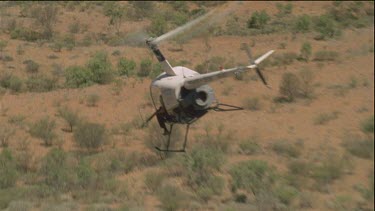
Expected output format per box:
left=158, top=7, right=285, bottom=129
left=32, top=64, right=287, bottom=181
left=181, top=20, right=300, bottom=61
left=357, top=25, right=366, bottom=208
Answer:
left=0, top=1, right=373, bottom=211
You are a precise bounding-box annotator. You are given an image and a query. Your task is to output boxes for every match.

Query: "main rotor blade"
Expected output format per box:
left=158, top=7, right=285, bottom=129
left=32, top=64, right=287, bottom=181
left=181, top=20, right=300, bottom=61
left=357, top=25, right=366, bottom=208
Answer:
left=242, top=43, right=254, bottom=64
left=151, top=9, right=216, bottom=45
left=255, top=67, right=267, bottom=86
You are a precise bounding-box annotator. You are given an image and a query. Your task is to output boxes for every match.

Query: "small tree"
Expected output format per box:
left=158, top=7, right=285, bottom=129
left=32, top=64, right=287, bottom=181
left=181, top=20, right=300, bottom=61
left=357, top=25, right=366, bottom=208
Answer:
left=74, top=122, right=106, bottom=151
left=58, top=106, right=80, bottom=132
left=299, top=42, right=312, bottom=62
left=32, top=4, right=58, bottom=39
left=294, top=15, right=311, bottom=33
left=247, top=10, right=270, bottom=29
left=29, top=117, right=56, bottom=146
left=87, top=51, right=114, bottom=84
left=117, top=58, right=136, bottom=77
left=279, top=72, right=301, bottom=102
left=138, top=58, right=152, bottom=77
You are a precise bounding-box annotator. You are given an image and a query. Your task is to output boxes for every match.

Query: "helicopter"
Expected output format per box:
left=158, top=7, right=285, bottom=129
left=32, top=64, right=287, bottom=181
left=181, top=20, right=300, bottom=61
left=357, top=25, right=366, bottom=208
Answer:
left=140, top=9, right=274, bottom=153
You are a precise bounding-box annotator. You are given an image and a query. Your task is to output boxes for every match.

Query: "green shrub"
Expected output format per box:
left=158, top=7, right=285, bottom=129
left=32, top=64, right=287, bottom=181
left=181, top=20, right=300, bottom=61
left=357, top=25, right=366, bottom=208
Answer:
left=313, top=15, right=341, bottom=40
left=247, top=10, right=270, bottom=29
left=294, top=15, right=311, bottom=33
left=148, top=15, right=168, bottom=37
left=157, top=184, right=187, bottom=211
left=270, top=52, right=298, bottom=66
left=0, top=124, right=14, bottom=147
left=64, top=65, right=93, bottom=88
left=313, top=50, right=339, bottom=61
left=361, top=115, right=374, bottom=134
left=313, top=112, right=339, bottom=125
left=25, top=75, right=58, bottom=92
left=274, top=185, right=299, bottom=205
left=87, top=51, right=114, bottom=84
left=287, top=160, right=311, bottom=176
left=144, top=170, right=165, bottom=193
left=29, top=117, right=56, bottom=146
left=271, top=141, right=301, bottom=158
left=10, top=27, right=43, bottom=41
left=24, top=60, right=39, bottom=74
left=298, top=42, right=312, bottom=62
left=298, top=68, right=314, bottom=98
left=117, top=58, right=136, bottom=77
left=278, top=72, right=301, bottom=102
left=40, top=148, right=74, bottom=192
left=196, top=175, right=225, bottom=201
left=243, top=97, right=261, bottom=111
left=0, top=74, right=23, bottom=93
left=149, top=62, right=163, bottom=79
left=74, top=122, right=106, bottom=151
left=342, top=135, right=374, bottom=159
left=276, top=3, right=293, bottom=17
left=138, top=58, right=152, bottom=77
left=0, top=149, right=18, bottom=188
left=58, top=106, right=80, bottom=132
left=229, top=160, right=275, bottom=194
left=69, top=21, right=80, bottom=34
left=0, top=40, right=7, bottom=52
left=86, top=94, right=100, bottom=107
left=311, top=155, right=345, bottom=188
left=239, top=138, right=260, bottom=155
left=75, top=159, right=96, bottom=189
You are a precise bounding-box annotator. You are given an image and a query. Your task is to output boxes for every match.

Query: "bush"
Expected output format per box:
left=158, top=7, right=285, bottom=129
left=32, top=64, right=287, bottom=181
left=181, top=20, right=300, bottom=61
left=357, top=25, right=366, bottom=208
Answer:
left=311, top=155, right=345, bottom=188
left=10, top=27, right=43, bottom=41
left=0, top=74, right=23, bottom=93
left=298, top=68, right=314, bottom=98
left=294, top=15, right=311, bottom=33
left=239, top=138, right=260, bottom=155
left=29, top=117, right=56, bottom=146
left=247, top=10, right=270, bottom=29
left=87, top=51, right=114, bottom=84
left=0, top=149, right=18, bottom=188
left=271, top=141, right=301, bottom=158
left=40, top=148, right=74, bottom=192
left=276, top=3, right=293, bottom=17
left=342, top=135, right=374, bottom=159
left=58, top=106, right=80, bottom=132
left=157, top=184, right=187, bottom=211
left=229, top=160, right=275, bottom=194
left=0, top=124, right=14, bottom=147
left=313, top=50, right=339, bottom=61
left=298, top=42, right=312, bottom=62
left=148, top=15, right=168, bottom=37
left=144, top=170, right=165, bottom=193
left=31, top=4, right=58, bottom=39
left=138, top=58, right=152, bottom=77
left=274, top=185, right=299, bottom=205
left=361, top=115, right=374, bottom=134
left=313, top=15, right=341, bottom=40
left=86, top=94, right=100, bottom=107
left=313, top=112, right=339, bottom=125
left=25, top=75, right=58, bottom=92
left=117, top=58, right=136, bottom=77
left=0, top=40, right=7, bottom=52
left=64, top=66, right=93, bottom=88
left=278, top=72, right=301, bottom=102
left=270, top=52, right=298, bottom=66
left=24, top=60, right=39, bottom=74
left=287, top=160, right=311, bottom=177
left=74, top=122, right=106, bottom=151
left=75, top=159, right=96, bottom=189
left=69, top=21, right=80, bottom=34
left=243, top=97, right=261, bottom=111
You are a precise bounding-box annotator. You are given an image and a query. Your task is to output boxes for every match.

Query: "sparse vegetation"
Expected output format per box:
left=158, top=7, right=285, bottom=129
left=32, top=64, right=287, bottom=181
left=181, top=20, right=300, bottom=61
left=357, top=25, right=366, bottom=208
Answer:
left=342, top=135, right=374, bottom=159
left=86, top=94, right=100, bottom=107
left=74, top=121, right=106, bottom=151
left=247, top=10, right=270, bottom=29
left=313, top=50, right=339, bottom=61
left=0, top=149, right=18, bottom=188
left=117, top=58, right=136, bottom=77
left=361, top=115, right=374, bottom=134
left=29, top=117, right=56, bottom=146
left=278, top=72, right=301, bottom=102
left=271, top=140, right=301, bottom=158
left=58, top=106, right=80, bottom=132
left=299, top=42, right=312, bottom=62
left=238, top=138, right=260, bottom=155
left=243, top=97, right=261, bottom=111
left=314, top=111, right=339, bottom=125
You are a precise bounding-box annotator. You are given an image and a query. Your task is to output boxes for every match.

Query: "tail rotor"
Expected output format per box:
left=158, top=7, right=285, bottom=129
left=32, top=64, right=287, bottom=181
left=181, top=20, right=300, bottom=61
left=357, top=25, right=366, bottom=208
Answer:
left=242, top=43, right=270, bottom=87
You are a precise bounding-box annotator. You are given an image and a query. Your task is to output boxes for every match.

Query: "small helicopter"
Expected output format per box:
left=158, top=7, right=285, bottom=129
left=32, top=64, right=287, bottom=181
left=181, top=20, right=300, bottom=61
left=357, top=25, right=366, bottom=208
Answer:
left=141, top=9, right=274, bottom=153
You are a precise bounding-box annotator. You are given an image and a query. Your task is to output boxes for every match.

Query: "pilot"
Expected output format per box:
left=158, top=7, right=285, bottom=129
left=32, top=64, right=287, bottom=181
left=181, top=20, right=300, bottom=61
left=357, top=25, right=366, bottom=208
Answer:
left=156, top=96, right=170, bottom=135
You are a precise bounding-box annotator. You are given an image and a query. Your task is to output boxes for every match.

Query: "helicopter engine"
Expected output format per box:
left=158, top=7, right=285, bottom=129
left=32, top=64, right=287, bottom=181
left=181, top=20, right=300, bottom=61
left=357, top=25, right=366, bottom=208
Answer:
left=169, top=85, right=215, bottom=123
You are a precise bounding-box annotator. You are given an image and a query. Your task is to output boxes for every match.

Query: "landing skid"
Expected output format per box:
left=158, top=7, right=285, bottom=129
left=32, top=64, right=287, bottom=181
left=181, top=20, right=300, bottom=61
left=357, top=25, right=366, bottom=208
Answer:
left=211, top=102, right=244, bottom=112
left=155, top=124, right=190, bottom=154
